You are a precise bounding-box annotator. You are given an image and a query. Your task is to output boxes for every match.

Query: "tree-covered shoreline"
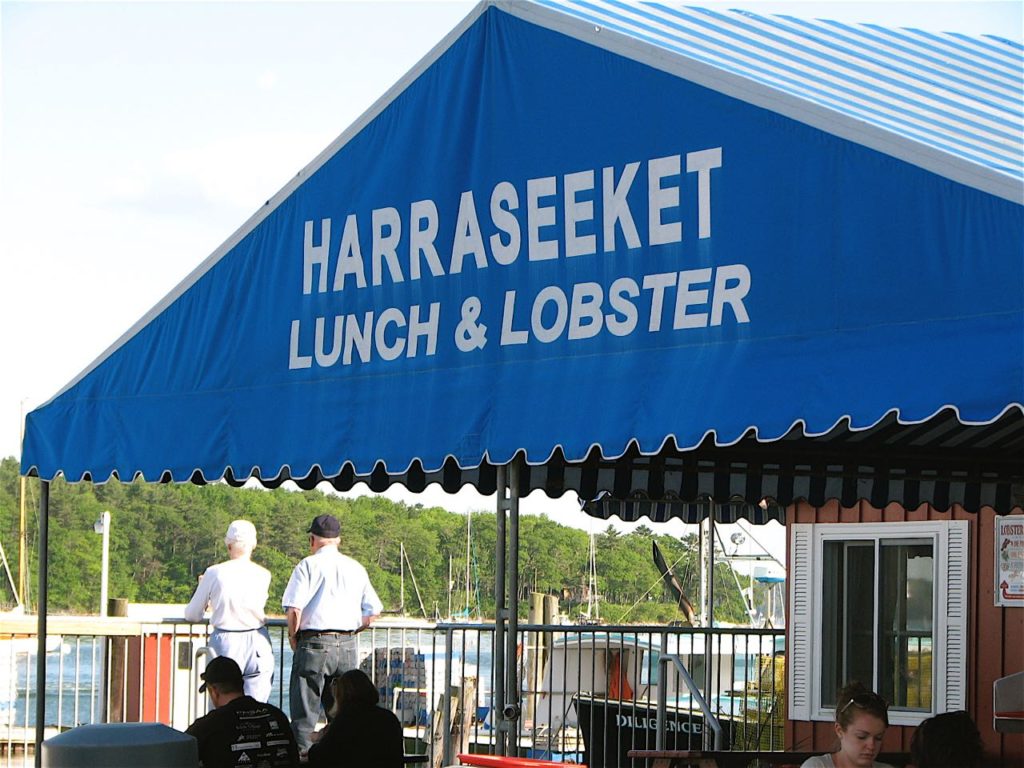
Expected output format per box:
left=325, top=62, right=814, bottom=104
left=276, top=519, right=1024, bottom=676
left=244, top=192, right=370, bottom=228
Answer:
left=0, top=457, right=753, bottom=624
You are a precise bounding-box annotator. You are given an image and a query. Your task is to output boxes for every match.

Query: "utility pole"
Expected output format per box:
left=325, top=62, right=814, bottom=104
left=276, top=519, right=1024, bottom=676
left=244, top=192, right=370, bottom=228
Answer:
left=94, top=511, right=111, bottom=616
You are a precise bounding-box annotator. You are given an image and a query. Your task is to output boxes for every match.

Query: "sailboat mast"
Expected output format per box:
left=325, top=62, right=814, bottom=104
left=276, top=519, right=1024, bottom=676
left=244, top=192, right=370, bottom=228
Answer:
left=18, top=401, right=28, bottom=608
left=699, top=512, right=716, bottom=627
left=587, top=530, right=599, bottom=621
left=399, top=542, right=406, bottom=614
left=465, top=510, right=472, bottom=617
left=15, top=476, right=26, bottom=606
left=17, top=399, right=27, bottom=610
left=0, top=535, right=19, bottom=606
left=400, top=543, right=429, bottom=619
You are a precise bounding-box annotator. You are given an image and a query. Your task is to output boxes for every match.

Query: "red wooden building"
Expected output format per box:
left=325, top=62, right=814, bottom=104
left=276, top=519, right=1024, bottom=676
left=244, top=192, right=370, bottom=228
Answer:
left=786, top=500, right=1024, bottom=764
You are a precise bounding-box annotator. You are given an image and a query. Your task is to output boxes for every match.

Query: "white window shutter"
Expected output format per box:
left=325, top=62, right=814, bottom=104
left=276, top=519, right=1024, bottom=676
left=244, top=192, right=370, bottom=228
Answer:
left=788, top=524, right=814, bottom=720
left=942, top=520, right=969, bottom=711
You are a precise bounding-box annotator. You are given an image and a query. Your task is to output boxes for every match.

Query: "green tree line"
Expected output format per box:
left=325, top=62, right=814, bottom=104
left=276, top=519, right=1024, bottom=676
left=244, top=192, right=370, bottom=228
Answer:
left=0, top=457, right=756, bottom=624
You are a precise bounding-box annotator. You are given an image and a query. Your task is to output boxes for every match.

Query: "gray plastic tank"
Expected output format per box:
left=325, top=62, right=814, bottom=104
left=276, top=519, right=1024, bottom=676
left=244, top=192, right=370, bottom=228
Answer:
left=41, top=722, right=197, bottom=768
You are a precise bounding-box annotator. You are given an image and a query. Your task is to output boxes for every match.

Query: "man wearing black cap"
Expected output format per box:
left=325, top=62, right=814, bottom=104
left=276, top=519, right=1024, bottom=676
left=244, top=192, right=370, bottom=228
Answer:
left=281, top=513, right=383, bottom=751
left=185, top=656, right=299, bottom=768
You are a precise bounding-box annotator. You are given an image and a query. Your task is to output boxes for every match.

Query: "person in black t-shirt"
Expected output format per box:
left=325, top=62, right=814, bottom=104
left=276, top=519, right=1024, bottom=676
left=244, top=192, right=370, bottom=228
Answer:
left=305, top=669, right=404, bottom=768
left=186, top=656, right=299, bottom=768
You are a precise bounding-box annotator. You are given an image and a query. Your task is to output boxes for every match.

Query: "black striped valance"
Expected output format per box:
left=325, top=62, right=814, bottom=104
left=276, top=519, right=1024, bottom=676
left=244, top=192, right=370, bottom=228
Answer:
left=211, top=407, right=1024, bottom=519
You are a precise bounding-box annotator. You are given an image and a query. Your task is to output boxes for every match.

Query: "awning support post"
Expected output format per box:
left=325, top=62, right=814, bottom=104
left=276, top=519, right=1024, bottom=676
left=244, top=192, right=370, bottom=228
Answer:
left=505, top=459, right=521, bottom=751
left=494, top=464, right=508, bottom=755
left=35, top=479, right=49, bottom=767
left=703, top=500, right=715, bottom=751
left=494, top=458, right=522, bottom=756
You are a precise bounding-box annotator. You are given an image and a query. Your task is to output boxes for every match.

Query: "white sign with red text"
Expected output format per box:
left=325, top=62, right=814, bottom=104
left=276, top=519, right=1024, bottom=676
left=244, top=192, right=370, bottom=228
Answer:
left=995, top=515, right=1024, bottom=607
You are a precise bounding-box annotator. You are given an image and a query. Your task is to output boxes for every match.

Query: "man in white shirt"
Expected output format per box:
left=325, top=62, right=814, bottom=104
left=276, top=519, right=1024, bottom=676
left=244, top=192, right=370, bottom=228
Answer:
left=281, top=514, right=382, bottom=751
left=184, top=519, right=275, bottom=702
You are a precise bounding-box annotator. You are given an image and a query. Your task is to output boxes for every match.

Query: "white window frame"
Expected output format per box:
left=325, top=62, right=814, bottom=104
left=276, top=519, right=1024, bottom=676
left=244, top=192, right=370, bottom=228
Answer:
left=788, top=520, right=968, bottom=727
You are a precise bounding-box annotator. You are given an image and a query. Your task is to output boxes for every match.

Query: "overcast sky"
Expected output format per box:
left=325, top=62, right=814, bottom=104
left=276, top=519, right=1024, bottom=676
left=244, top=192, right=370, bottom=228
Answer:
left=2, top=1, right=1019, bottom=560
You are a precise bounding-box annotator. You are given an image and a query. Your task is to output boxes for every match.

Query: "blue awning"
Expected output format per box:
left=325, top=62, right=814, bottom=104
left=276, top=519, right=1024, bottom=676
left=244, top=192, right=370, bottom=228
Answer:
left=21, top=1, right=1024, bottom=515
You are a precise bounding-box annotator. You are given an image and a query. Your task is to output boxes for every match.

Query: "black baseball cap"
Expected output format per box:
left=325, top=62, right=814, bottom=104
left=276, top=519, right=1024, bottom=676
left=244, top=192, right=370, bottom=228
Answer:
left=199, top=656, right=243, bottom=693
left=308, top=514, right=340, bottom=538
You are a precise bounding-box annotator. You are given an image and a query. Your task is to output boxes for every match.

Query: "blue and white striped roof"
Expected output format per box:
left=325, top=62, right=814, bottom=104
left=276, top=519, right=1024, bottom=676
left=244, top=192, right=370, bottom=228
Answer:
left=504, top=0, right=1023, bottom=202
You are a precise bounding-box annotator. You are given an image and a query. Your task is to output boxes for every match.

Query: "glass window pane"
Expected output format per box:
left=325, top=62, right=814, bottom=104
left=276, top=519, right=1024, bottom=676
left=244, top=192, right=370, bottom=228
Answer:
left=845, top=544, right=875, bottom=691
left=878, top=540, right=933, bottom=711
left=821, top=541, right=874, bottom=705
left=822, top=541, right=840, bottom=704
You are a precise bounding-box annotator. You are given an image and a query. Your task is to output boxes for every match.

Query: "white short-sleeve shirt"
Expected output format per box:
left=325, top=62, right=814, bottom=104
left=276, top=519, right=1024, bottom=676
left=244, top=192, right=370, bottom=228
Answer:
left=183, top=558, right=271, bottom=630
left=281, top=545, right=383, bottom=631
left=801, top=756, right=895, bottom=768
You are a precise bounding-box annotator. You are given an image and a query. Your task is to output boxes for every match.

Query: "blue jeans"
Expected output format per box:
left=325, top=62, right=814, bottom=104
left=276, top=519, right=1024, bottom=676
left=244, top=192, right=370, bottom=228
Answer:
left=289, top=633, right=359, bottom=751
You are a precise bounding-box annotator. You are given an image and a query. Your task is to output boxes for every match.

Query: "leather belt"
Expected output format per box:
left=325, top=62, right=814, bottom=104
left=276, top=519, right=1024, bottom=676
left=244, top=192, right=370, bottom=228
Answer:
left=296, top=629, right=359, bottom=640
left=213, top=626, right=262, bottom=633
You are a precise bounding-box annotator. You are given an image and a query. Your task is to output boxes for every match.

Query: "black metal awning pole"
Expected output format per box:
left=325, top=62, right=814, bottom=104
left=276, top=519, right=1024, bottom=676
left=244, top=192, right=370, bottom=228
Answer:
left=704, top=500, right=715, bottom=751
left=494, top=465, right=507, bottom=755
left=505, top=459, right=521, bottom=751
left=35, top=479, right=49, bottom=767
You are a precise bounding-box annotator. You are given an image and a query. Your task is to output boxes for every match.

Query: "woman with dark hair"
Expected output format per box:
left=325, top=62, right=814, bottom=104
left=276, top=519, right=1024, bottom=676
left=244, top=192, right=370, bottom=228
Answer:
left=305, top=669, right=404, bottom=768
left=800, top=682, right=895, bottom=768
left=910, top=710, right=983, bottom=768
